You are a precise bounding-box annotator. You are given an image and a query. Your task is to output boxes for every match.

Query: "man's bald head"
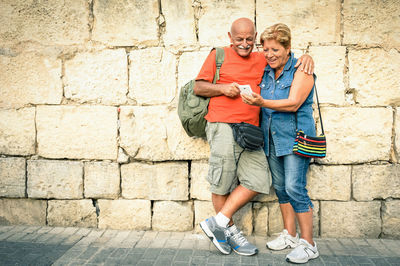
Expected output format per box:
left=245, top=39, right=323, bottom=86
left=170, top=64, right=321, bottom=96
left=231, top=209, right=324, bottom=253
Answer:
left=230, top=18, right=255, bottom=36
left=228, top=18, right=257, bottom=57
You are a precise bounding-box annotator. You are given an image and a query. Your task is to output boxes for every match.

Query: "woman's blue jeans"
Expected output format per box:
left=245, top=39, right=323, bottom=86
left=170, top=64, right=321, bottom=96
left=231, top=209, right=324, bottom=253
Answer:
left=267, top=137, right=313, bottom=213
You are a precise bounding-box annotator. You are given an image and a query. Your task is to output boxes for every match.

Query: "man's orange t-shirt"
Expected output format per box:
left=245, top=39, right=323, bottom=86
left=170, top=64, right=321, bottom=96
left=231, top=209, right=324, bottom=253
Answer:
left=196, top=47, right=266, bottom=126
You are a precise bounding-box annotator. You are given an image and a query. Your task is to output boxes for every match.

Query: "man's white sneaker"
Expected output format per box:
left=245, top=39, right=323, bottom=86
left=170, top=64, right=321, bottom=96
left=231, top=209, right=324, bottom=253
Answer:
left=286, top=238, right=319, bottom=264
left=266, top=229, right=299, bottom=250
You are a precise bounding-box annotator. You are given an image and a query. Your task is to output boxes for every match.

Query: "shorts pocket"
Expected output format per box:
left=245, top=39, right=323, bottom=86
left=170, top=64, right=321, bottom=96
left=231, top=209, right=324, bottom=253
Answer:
left=207, top=155, right=223, bottom=186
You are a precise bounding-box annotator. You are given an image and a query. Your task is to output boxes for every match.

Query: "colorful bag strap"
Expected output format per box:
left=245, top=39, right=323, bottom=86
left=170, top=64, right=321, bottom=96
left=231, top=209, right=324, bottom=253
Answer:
left=295, top=84, right=325, bottom=136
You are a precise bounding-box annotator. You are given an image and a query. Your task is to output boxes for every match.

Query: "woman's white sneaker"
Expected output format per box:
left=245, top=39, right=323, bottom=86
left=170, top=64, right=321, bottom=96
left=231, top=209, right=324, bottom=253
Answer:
left=266, top=229, right=299, bottom=250
left=286, top=238, right=319, bottom=264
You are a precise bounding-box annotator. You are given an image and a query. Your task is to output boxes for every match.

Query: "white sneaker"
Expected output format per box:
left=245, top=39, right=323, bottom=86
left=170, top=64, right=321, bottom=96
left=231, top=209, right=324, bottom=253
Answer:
left=286, top=238, right=319, bottom=264
left=266, top=229, right=299, bottom=250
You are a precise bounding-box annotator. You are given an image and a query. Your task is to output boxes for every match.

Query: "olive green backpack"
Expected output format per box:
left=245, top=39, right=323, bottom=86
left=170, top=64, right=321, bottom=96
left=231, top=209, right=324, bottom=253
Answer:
left=177, top=47, right=225, bottom=138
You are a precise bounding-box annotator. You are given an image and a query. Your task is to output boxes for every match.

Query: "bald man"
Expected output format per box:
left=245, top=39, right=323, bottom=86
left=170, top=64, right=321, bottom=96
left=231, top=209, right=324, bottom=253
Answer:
left=195, top=18, right=313, bottom=256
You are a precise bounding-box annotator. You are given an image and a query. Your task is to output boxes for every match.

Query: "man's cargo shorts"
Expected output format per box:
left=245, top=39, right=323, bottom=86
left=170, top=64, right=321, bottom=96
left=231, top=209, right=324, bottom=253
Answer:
left=205, top=122, right=272, bottom=195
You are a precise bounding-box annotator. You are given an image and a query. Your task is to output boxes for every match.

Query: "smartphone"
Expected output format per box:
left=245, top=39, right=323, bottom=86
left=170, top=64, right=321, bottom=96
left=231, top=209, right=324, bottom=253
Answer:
left=239, top=85, right=253, bottom=95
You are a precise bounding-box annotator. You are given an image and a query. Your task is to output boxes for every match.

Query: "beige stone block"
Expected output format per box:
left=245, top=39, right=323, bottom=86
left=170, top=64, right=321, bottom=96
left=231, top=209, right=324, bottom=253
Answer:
left=119, top=106, right=209, bottom=161
left=0, top=199, right=46, bottom=225
left=253, top=202, right=268, bottom=236
left=193, top=200, right=215, bottom=233
left=27, top=160, right=83, bottom=199
left=308, top=165, right=351, bottom=201
left=256, top=0, right=341, bottom=48
left=37, top=106, right=118, bottom=160
left=319, top=107, right=392, bottom=164
left=0, top=157, right=25, bottom=197
left=152, top=201, right=193, bottom=231
left=128, top=48, right=176, bottom=105
left=382, top=200, right=400, bottom=238
left=0, top=0, right=89, bottom=45
left=198, top=0, right=255, bottom=47
left=98, top=199, right=151, bottom=230
left=193, top=201, right=253, bottom=235
left=84, top=162, right=120, bottom=199
left=64, top=49, right=128, bottom=105
left=353, top=165, right=400, bottom=201
left=190, top=161, right=210, bottom=201
left=343, top=0, right=400, bottom=47
left=161, top=0, right=197, bottom=48
left=47, top=200, right=97, bottom=227
left=309, top=46, right=346, bottom=105
left=349, top=49, right=400, bottom=106
left=0, top=108, right=35, bottom=156
left=396, top=108, right=400, bottom=160
left=0, top=52, right=62, bottom=108
left=321, top=201, right=381, bottom=238
left=92, top=0, right=159, bottom=46
left=177, top=50, right=211, bottom=89
left=121, top=162, right=188, bottom=200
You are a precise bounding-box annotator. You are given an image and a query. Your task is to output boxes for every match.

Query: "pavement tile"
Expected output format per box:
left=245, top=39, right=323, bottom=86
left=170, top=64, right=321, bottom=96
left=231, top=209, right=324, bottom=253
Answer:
left=175, top=249, right=194, bottom=262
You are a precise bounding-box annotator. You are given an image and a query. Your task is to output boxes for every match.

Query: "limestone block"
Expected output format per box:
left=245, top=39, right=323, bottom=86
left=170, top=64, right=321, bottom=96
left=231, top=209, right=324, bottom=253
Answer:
left=47, top=200, right=97, bottom=228
left=164, top=110, right=210, bottom=160
left=321, top=201, right=381, bottom=238
left=37, top=106, right=118, bottom=160
left=343, top=0, right=400, bottom=47
left=256, top=0, right=340, bottom=48
left=268, top=201, right=319, bottom=237
left=0, top=157, right=25, bottom=197
left=193, top=201, right=253, bottom=235
left=27, top=160, right=83, bottom=199
left=253, top=202, right=268, bottom=236
left=198, top=0, right=255, bottom=47
left=352, top=165, right=400, bottom=201
left=0, top=199, right=46, bottom=226
left=382, top=200, right=400, bottom=238
left=128, top=48, right=176, bottom=105
left=319, top=107, right=392, bottom=164
left=307, top=165, right=351, bottom=201
left=92, top=0, right=159, bottom=46
left=0, top=52, right=62, bottom=108
left=396, top=108, right=400, bottom=160
left=349, top=49, right=400, bottom=106
left=98, top=199, right=151, bottom=230
left=64, top=49, right=128, bottom=105
left=0, top=0, right=89, bottom=45
left=121, top=162, right=188, bottom=200
left=190, top=161, right=210, bottom=201
left=308, top=46, right=346, bottom=105
left=161, top=0, right=197, bottom=48
left=84, top=162, right=120, bottom=199
left=193, top=201, right=215, bottom=233
left=0, top=108, right=35, bottom=156
left=119, top=106, right=209, bottom=161
left=177, top=50, right=210, bottom=89
left=152, top=201, right=193, bottom=231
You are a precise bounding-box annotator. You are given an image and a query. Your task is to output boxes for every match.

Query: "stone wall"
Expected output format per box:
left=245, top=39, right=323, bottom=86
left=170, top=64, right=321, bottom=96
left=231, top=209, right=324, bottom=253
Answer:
left=0, top=0, right=399, bottom=239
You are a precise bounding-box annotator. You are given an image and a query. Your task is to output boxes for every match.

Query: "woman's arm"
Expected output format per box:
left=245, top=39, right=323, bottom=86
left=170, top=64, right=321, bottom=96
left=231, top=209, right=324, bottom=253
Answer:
left=241, top=70, right=314, bottom=112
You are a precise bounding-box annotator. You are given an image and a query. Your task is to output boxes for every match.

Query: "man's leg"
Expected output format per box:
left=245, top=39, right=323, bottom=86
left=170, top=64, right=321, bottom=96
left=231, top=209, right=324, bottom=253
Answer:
left=219, top=185, right=258, bottom=222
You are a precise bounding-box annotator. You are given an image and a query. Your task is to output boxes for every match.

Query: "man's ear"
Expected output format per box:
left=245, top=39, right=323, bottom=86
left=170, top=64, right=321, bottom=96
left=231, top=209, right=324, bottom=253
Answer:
left=228, top=32, right=232, bottom=43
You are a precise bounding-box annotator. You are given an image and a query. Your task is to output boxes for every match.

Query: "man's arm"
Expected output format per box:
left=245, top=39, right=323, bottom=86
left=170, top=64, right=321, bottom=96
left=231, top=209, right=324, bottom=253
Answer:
left=193, top=80, right=241, bottom=98
left=294, top=54, right=314, bottom=74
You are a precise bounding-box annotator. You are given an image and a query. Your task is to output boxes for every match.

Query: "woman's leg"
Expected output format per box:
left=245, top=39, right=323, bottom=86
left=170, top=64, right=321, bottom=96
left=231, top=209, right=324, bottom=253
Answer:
left=284, top=154, right=314, bottom=243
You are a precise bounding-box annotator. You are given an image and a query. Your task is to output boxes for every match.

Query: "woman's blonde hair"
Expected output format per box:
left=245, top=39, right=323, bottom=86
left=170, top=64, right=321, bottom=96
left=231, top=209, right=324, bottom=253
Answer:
left=260, top=23, right=291, bottom=49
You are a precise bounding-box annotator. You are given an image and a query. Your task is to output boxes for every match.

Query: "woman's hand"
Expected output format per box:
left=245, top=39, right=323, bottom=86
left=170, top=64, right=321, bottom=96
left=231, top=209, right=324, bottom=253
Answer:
left=295, top=54, right=314, bottom=74
left=241, top=92, right=264, bottom=106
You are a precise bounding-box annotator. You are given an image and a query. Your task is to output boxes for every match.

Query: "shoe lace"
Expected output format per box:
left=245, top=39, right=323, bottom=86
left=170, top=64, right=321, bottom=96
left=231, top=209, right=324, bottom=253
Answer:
left=230, top=230, right=249, bottom=246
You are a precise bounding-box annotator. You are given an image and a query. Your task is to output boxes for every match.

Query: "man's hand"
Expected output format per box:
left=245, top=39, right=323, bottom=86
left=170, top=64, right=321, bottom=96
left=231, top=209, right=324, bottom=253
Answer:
left=241, top=92, right=264, bottom=106
left=221, top=82, right=241, bottom=98
left=295, top=54, right=314, bottom=75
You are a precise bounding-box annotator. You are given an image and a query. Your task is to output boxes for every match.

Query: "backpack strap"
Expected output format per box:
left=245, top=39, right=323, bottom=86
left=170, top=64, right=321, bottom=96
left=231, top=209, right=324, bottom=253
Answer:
left=212, top=47, right=225, bottom=84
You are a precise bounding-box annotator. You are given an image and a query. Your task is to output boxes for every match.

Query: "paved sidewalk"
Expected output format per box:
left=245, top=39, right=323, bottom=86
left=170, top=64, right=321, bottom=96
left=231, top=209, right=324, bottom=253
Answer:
left=0, top=226, right=399, bottom=266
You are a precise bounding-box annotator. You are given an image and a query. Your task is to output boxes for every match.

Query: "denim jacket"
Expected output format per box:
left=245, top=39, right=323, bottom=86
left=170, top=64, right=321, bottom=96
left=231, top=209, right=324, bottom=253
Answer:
left=260, top=53, right=316, bottom=157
